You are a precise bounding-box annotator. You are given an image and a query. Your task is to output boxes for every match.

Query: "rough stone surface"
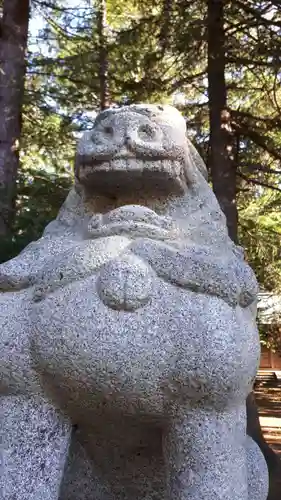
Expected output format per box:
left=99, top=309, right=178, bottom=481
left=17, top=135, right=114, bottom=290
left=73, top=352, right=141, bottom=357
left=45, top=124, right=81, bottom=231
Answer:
left=0, top=104, right=268, bottom=500
left=1, top=395, right=71, bottom=500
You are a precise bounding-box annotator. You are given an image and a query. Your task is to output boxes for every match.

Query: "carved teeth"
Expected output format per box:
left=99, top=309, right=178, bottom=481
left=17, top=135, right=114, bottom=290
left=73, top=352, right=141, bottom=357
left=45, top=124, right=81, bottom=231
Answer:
left=78, top=158, right=187, bottom=196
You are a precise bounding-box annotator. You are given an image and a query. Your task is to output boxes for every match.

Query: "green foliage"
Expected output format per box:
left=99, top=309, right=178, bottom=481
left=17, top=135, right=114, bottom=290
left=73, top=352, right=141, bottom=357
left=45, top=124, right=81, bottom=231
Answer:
left=258, top=322, right=281, bottom=354
left=239, top=188, right=281, bottom=291
left=0, top=165, right=71, bottom=263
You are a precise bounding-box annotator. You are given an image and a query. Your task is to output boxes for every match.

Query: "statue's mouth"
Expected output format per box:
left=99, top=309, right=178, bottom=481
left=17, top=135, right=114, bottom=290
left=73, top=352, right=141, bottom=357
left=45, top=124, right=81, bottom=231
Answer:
left=87, top=205, right=182, bottom=241
left=76, top=157, right=187, bottom=197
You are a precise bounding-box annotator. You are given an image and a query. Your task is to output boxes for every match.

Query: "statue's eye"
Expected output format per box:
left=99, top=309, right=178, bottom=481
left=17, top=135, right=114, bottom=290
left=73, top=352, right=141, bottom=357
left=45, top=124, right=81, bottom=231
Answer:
left=138, top=124, right=155, bottom=140
left=104, top=125, right=113, bottom=135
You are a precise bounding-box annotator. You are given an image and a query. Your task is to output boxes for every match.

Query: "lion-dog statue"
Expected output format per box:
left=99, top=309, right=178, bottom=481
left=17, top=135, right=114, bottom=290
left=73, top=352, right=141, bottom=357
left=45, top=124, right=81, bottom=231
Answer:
left=0, top=104, right=268, bottom=500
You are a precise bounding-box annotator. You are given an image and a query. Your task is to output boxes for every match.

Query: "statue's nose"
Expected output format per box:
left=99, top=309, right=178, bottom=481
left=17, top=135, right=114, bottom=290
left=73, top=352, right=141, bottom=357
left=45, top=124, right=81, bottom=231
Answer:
left=124, top=121, right=162, bottom=147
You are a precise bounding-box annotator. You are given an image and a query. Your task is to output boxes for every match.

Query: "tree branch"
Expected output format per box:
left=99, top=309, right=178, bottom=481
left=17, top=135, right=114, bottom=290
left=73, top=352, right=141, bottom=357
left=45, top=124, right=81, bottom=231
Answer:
left=233, top=0, right=281, bottom=28
left=237, top=172, right=281, bottom=192
left=227, top=56, right=281, bottom=68
left=33, top=1, right=91, bottom=12
left=232, top=121, right=281, bottom=161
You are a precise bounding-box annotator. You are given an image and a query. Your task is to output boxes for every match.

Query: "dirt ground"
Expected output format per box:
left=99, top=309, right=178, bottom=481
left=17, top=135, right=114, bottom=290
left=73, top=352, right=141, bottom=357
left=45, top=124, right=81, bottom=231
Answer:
left=255, top=384, right=281, bottom=500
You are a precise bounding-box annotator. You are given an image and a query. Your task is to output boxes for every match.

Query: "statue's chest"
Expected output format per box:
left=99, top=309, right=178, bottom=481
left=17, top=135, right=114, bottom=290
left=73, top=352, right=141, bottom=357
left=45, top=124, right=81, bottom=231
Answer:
left=31, top=273, right=259, bottom=412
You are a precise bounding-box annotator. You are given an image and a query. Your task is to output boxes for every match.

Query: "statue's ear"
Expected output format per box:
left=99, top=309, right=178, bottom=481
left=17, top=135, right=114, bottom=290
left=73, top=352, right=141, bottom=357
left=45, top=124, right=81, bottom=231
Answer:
left=188, top=140, right=208, bottom=181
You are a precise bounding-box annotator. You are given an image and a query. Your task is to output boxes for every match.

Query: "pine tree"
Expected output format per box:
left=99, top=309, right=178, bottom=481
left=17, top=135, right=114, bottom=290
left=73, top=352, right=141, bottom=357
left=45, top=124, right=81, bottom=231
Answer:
left=0, top=0, right=31, bottom=236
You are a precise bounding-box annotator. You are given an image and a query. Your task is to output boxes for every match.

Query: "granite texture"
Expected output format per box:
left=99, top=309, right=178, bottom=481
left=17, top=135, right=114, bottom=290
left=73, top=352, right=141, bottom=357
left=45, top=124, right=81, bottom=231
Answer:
left=0, top=104, right=268, bottom=500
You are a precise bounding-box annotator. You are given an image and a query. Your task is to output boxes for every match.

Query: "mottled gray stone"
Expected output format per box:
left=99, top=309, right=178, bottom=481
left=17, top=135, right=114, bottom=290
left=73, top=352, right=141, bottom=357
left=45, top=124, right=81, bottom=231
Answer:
left=0, top=104, right=268, bottom=500
left=1, top=395, right=71, bottom=500
left=246, top=436, right=269, bottom=500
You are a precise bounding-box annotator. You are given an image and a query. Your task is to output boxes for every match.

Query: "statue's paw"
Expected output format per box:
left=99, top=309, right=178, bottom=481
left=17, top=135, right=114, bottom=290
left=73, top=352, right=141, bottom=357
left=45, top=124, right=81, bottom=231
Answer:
left=31, top=237, right=132, bottom=302
left=97, top=253, right=154, bottom=311
left=130, top=238, right=257, bottom=308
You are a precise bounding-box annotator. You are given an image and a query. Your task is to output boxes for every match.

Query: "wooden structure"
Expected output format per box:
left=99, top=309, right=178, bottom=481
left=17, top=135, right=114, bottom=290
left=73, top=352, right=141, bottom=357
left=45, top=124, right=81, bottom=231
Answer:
left=260, top=345, right=281, bottom=370
left=257, top=293, right=281, bottom=371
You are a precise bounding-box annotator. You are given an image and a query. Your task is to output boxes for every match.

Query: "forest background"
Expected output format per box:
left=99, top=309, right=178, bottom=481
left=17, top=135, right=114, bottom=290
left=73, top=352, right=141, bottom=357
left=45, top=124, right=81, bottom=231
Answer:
left=0, top=1, right=281, bottom=495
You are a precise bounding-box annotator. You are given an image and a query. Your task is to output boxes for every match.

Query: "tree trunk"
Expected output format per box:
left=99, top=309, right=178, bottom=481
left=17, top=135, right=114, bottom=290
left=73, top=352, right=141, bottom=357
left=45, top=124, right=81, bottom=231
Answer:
left=96, top=0, right=110, bottom=110
left=207, top=0, right=238, bottom=243
left=206, top=0, right=279, bottom=492
left=0, top=0, right=30, bottom=237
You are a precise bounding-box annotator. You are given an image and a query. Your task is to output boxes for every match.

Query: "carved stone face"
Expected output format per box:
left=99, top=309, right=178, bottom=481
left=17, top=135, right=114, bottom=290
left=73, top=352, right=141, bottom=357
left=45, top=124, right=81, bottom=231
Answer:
left=75, top=104, right=192, bottom=197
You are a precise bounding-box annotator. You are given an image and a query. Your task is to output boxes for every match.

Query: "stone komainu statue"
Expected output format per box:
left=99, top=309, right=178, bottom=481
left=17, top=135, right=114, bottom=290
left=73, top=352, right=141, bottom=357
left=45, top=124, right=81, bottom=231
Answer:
left=0, top=105, right=268, bottom=500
